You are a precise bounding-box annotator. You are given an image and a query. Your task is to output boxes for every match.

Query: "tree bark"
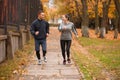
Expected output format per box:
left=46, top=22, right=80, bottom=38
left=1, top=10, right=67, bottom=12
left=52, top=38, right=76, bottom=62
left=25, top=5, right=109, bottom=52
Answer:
left=73, top=0, right=82, bottom=28
left=114, top=0, right=120, bottom=15
left=114, top=16, right=118, bottom=39
left=99, top=0, right=111, bottom=38
left=74, top=0, right=81, bottom=21
left=114, top=0, right=120, bottom=33
left=81, top=0, right=89, bottom=37
left=95, top=0, right=99, bottom=35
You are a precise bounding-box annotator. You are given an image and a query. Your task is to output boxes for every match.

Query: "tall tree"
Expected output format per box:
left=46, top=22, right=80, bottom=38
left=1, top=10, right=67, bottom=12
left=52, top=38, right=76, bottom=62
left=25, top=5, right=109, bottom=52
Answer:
left=114, top=10, right=119, bottom=39
left=114, top=0, right=120, bottom=33
left=81, top=0, right=89, bottom=37
left=113, top=0, right=120, bottom=38
left=73, top=0, right=82, bottom=27
left=95, top=0, right=99, bottom=35
left=99, top=0, right=111, bottom=38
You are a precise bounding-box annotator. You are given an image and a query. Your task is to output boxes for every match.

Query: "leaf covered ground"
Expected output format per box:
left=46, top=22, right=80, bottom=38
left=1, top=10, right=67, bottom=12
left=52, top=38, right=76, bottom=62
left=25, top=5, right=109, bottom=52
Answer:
left=0, top=40, right=34, bottom=80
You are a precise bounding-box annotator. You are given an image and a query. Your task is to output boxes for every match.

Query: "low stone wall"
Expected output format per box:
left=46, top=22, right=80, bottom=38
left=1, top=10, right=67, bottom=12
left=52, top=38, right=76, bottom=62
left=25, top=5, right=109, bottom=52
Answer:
left=0, top=29, right=31, bottom=63
left=0, top=35, right=7, bottom=63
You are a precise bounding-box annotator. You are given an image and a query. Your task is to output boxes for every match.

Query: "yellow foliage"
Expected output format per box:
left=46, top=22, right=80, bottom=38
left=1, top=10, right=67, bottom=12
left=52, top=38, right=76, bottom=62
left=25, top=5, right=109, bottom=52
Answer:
left=54, top=0, right=116, bottom=19
left=41, top=0, right=49, bottom=3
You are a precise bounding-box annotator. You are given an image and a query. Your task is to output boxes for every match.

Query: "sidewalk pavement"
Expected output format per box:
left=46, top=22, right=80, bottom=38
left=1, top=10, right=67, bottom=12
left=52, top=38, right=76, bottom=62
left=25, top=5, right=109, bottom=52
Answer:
left=17, top=27, right=82, bottom=80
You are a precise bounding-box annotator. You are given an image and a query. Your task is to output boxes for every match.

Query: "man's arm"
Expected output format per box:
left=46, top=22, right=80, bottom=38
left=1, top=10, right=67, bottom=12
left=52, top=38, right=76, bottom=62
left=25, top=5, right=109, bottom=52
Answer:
left=30, top=23, right=35, bottom=36
left=46, top=22, right=49, bottom=37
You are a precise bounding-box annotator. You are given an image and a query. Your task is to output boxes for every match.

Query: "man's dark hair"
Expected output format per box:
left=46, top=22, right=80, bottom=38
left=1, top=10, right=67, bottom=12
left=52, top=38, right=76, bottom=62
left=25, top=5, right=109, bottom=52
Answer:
left=37, top=10, right=44, bottom=15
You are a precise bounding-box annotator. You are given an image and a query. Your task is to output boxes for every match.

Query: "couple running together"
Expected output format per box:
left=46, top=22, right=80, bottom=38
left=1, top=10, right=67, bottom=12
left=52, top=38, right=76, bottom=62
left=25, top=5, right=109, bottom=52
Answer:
left=30, top=10, right=78, bottom=65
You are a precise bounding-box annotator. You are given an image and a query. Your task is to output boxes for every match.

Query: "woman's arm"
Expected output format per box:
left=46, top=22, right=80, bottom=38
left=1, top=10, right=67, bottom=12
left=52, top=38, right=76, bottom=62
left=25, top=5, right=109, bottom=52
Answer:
left=58, top=23, right=63, bottom=32
left=72, top=24, right=78, bottom=37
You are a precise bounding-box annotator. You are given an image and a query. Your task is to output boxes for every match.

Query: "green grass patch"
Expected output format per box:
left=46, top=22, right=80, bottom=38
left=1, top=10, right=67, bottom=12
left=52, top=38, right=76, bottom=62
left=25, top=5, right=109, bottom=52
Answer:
left=0, top=40, right=34, bottom=80
left=77, top=37, right=120, bottom=79
left=72, top=50, right=93, bottom=80
left=72, top=48, right=106, bottom=80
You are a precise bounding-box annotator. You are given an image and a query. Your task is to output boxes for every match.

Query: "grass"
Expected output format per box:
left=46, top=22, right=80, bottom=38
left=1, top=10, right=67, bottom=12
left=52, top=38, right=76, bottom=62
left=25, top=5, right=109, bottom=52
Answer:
left=72, top=37, right=120, bottom=79
left=72, top=50, right=93, bottom=80
left=72, top=48, right=105, bottom=80
left=0, top=40, right=34, bottom=80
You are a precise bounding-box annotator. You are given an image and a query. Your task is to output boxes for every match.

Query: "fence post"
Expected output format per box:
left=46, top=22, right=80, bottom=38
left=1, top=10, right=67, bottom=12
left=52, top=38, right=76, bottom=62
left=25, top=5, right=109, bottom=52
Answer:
left=7, top=31, right=14, bottom=59
left=26, top=27, right=31, bottom=41
left=19, top=30, right=24, bottom=49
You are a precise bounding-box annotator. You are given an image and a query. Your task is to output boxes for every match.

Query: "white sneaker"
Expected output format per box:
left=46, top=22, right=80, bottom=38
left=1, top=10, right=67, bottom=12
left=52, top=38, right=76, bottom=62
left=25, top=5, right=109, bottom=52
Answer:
left=38, top=60, right=42, bottom=65
left=44, top=56, right=47, bottom=62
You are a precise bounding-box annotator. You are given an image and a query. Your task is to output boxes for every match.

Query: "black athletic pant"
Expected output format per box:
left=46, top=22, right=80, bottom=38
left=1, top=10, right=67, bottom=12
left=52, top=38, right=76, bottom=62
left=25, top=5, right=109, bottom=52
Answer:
left=60, top=40, right=72, bottom=60
left=36, top=50, right=46, bottom=60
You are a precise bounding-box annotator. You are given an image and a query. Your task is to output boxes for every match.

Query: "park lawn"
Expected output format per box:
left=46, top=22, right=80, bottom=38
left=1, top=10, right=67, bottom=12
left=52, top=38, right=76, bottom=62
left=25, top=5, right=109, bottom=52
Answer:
left=72, top=37, right=120, bottom=80
left=0, top=40, right=34, bottom=80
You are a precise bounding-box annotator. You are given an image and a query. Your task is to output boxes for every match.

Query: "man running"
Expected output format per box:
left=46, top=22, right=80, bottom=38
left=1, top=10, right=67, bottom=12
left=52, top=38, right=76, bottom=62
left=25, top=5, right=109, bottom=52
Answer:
left=30, top=10, right=49, bottom=65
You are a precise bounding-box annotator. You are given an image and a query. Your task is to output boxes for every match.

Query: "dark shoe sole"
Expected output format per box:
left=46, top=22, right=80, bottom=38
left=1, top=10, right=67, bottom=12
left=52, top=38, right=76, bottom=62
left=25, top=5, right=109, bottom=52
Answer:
left=63, top=60, right=66, bottom=65
left=67, top=59, right=71, bottom=63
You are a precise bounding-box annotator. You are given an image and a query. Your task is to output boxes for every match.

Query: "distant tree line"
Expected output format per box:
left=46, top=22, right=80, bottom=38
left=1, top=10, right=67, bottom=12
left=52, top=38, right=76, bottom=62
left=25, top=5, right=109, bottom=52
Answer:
left=55, top=0, right=120, bottom=39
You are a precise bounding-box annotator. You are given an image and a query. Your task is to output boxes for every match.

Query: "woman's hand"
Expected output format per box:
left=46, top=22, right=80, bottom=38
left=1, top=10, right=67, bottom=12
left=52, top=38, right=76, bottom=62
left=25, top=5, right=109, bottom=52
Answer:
left=35, top=31, right=39, bottom=35
left=63, top=26, right=66, bottom=30
left=76, top=35, right=79, bottom=38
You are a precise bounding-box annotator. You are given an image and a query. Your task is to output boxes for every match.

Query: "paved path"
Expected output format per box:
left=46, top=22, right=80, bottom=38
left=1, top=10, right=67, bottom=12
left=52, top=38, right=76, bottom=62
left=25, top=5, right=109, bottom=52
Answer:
left=18, top=27, right=82, bottom=80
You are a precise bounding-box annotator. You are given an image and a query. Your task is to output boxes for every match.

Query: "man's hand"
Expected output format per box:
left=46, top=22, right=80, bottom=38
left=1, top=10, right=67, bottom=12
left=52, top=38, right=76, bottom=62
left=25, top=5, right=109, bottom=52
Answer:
left=46, top=33, right=49, bottom=37
left=35, top=31, right=39, bottom=35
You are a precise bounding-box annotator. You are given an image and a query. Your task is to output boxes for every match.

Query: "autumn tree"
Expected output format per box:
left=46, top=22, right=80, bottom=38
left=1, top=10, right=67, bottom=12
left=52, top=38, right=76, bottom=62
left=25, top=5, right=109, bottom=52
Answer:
left=54, top=0, right=117, bottom=38
left=114, top=0, right=120, bottom=32
left=113, top=0, right=120, bottom=38
left=113, top=0, right=120, bottom=18
left=95, top=0, right=99, bottom=34
left=99, top=0, right=111, bottom=38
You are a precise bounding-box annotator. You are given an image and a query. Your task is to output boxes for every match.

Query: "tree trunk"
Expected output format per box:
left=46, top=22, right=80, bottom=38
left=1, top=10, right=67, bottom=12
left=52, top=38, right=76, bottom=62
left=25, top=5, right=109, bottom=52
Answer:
left=114, top=18, right=118, bottom=39
left=74, top=0, right=82, bottom=28
left=95, top=0, right=99, bottom=35
left=114, top=0, right=120, bottom=15
left=99, top=0, right=111, bottom=38
left=114, top=0, right=120, bottom=33
left=81, top=0, right=89, bottom=37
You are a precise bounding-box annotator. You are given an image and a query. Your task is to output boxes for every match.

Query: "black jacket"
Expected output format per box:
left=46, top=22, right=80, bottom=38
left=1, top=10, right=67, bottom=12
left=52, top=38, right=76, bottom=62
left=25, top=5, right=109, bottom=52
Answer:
left=30, top=19, right=49, bottom=40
